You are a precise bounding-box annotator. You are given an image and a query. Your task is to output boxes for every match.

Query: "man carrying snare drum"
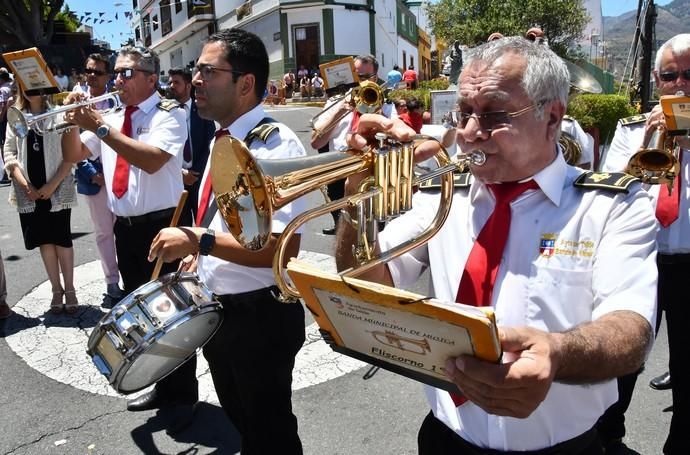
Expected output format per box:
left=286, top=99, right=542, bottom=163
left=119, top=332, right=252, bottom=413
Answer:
left=61, top=46, right=198, bottom=431
left=148, top=29, right=307, bottom=454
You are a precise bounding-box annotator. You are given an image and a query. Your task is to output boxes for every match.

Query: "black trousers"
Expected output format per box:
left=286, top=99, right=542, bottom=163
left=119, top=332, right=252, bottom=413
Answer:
left=202, top=287, right=305, bottom=455
left=317, top=145, right=345, bottom=223
left=418, top=412, right=603, bottom=455
left=114, top=213, right=198, bottom=404
left=657, top=258, right=690, bottom=455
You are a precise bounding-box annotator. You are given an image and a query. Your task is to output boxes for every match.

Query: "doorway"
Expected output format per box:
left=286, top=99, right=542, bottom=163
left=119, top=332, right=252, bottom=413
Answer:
left=294, top=24, right=320, bottom=75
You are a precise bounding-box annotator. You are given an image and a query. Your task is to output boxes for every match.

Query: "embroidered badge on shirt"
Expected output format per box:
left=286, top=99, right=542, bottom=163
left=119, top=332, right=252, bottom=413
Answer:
left=540, top=234, right=556, bottom=257
left=136, top=127, right=150, bottom=134
left=540, top=233, right=595, bottom=258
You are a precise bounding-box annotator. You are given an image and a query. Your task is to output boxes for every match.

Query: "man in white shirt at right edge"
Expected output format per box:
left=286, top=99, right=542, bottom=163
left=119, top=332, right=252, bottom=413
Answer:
left=336, top=36, right=657, bottom=454
left=601, top=33, right=690, bottom=455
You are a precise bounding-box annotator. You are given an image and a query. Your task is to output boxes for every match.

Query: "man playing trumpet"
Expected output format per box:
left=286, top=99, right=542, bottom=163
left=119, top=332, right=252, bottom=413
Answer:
left=61, top=46, right=196, bottom=431
left=602, top=33, right=690, bottom=455
left=336, top=36, right=657, bottom=453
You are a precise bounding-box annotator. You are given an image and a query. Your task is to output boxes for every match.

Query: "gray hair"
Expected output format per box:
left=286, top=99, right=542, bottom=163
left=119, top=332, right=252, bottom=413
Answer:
left=462, top=36, right=569, bottom=118
left=655, top=34, right=690, bottom=72
left=119, top=45, right=160, bottom=76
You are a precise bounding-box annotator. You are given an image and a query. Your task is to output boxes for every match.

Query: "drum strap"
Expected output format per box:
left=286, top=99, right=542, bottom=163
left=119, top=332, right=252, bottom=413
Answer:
left=200, top=117, right=278, bottom=228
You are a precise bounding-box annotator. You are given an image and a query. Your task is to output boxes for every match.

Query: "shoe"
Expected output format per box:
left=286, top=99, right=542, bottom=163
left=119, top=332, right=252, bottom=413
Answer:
left=165, top=402, right=197, bottom=436
left=649, top=371, right=671, bottom=390
left=64, top=290, right=79, bottom=314
left=322, top=227, right=336, bottom=235
left=0, top=303, right=12, bottom=319
left=50, top=291, right=64, bottom=314
left=106, top=283, right=125, bottom=300
left=127, top=389, right=166, bottom=412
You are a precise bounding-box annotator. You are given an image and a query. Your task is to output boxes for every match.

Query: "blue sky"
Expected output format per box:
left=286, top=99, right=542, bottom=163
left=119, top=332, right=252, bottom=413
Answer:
left=64, top=0, right=677, bottom=50
left=601, top=0, right=673, bottom=16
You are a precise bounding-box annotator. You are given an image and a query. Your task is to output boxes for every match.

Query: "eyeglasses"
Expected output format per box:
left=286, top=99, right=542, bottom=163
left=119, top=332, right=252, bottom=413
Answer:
left=84, top=68, right=107, bottom=76
left=113, top=68, right=152, bottom=80
left=358, top=72, right=376, bottom=80
left=449, top=103, right=544, bottom=133
left=193, top=64, right=246, bottom=81
left=659, top=69, right=690, bottom=82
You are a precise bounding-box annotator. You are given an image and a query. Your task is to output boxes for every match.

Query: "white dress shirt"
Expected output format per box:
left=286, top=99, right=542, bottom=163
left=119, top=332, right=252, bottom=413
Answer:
left=379, top=151, right=658, bottom=451
left=602, top=116, right=690, bottom=254
left=82, top=91, right=187, bottom=217
left=197, top=104, right=308, bottom=295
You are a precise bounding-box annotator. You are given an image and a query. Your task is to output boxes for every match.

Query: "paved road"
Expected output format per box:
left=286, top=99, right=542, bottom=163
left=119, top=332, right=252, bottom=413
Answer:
left=0, top=106, right=673, bottom=454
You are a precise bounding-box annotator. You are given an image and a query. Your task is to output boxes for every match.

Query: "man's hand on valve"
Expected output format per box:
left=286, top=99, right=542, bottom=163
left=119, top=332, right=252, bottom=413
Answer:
left=344, top=114, right=444, bottom=192
left=443, top=326, right=560, bottom=419
left=62, top=92, right=105, bottom=133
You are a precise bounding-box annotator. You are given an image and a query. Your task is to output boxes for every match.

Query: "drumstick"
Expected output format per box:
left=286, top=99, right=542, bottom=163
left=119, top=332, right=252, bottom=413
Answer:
left=150, top=190, right=188, bottom=281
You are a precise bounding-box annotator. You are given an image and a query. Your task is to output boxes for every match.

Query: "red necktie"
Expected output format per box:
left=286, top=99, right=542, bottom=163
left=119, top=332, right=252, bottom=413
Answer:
left=112, top=105, right=138, bottom=198
left=450, top=180, right=539, bottom=407
left=196, top=129, right=229, bottom=226
left=656, top=150, right=683, bottom=228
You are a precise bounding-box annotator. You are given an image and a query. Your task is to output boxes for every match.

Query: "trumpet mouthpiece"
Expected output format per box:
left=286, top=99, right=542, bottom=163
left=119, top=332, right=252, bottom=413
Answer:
left=468, top=149, right=486, bottom=166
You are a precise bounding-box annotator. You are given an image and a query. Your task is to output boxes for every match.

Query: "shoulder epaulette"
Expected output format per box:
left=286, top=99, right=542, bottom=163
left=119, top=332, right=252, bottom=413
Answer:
left=573, top=171, right=638, bottom=193
left=156, top=99, right=180, bottom=112
left=619, top=114, right=648, bottom=126
left=419, top=171, right=471, bottom=191
left=244, top=117, right=279, bottom=145
left=562, top=114, right=574, bottom=121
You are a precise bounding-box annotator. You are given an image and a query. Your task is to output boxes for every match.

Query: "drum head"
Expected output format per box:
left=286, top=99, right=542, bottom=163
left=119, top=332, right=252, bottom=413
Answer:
left=117, top=310, right=221, bottom=393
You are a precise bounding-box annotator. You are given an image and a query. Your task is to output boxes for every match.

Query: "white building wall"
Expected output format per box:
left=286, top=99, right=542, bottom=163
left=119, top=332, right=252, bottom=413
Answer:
left=373, top=0, right=398, bottom=75
left=331, top=9, right=371, bottom=57
left=398, top=38, right=418, bottom=70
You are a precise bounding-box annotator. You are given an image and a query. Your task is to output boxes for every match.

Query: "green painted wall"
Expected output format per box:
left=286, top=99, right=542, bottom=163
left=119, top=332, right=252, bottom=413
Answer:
left=323, top=9, right=334, bottom=55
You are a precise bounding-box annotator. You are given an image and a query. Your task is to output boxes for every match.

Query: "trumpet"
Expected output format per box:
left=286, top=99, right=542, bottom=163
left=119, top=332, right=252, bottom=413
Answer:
left=7, top=91, right=121, bottom=138
left=310, top=80, right=386, bottom=139
left=210, top=133, right=485, bottom=301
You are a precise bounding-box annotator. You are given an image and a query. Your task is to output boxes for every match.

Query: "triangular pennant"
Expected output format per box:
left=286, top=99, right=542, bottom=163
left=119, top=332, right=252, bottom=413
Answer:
left=84, top=12, right=91, bottom=15
left=99, top=12, right=105, bottom=17
left=115, top=13, right=118, bottom=20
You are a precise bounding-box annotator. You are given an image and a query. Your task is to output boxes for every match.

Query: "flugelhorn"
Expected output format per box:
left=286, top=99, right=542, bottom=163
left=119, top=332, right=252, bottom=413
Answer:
left=209, top=133, right=485, bottom=301
left=7, top=91, right=121, bottom=138
left=310, top=80, right=386, bottom=139
left=626, top=123, right=679, bottom=194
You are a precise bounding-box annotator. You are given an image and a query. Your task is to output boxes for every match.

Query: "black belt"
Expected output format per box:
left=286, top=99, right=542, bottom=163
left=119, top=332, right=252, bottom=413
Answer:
left=427, top=412, right=599, bottom=454
left=116, top=207, right=176, bottom=227
left=215, top=286, right=282, bottom=305
left=658, top=253, right=690, bottom=265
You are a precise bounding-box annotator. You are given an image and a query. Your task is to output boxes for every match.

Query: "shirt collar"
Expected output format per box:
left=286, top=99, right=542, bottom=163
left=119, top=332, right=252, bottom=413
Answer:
left=135, top=91, right=161, bottom=114
left=469, top=144, right=566, bottom=206
left=225, top=103, right=266, bottom=141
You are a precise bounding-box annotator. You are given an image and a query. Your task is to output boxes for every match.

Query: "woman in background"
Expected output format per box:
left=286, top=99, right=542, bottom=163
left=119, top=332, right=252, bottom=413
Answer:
left=3, top=88, right=78, bottom=314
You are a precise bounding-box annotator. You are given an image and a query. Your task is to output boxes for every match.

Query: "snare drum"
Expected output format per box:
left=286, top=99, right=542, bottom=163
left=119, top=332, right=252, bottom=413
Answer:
left=87, top=272, right=223, bottom=393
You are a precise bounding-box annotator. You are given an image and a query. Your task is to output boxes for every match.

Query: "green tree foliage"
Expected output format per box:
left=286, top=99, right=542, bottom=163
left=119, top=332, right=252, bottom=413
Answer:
left=0, top=0, right=66, bottom=47
left=567, top=94, right=637, bottom=144
left=426, top=0, right=590, bottom=58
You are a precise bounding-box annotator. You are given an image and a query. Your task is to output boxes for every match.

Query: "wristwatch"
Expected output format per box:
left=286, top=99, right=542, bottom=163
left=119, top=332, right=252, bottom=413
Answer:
left=198, top=228, right=215, bottom=256
left=96, top=124, right=111, bottom=139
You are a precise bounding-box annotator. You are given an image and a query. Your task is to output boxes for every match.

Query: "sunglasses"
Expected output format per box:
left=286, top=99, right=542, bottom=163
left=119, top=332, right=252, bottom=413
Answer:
left=659, top=69, right=690, bottom=82
left=84, top=68, right=107, bottom=76
left=113, top=68, right=152, bottom=80
left=192, top=64, right=246, bottom=81
left=449, top=103, right=543, bottom=133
